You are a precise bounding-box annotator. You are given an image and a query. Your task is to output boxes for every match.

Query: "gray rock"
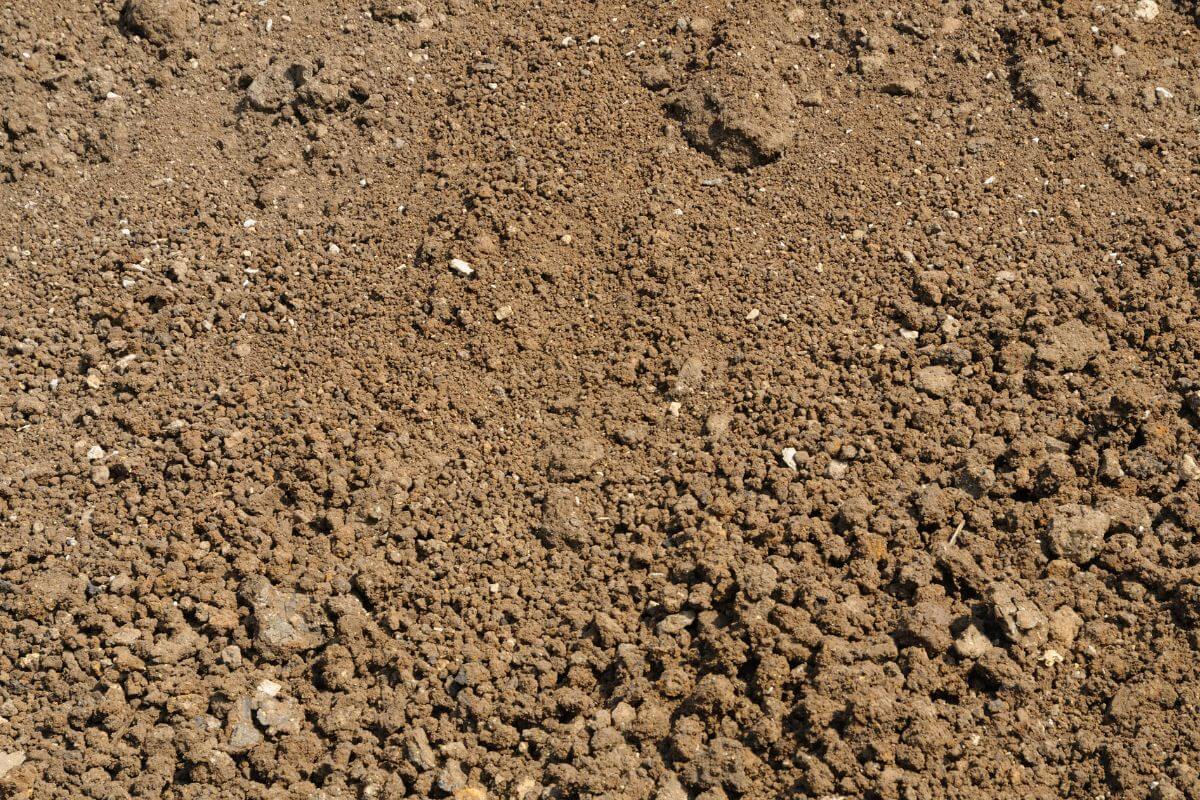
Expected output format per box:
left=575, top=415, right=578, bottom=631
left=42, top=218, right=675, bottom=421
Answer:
left=225, top=697, right=263, bottom=753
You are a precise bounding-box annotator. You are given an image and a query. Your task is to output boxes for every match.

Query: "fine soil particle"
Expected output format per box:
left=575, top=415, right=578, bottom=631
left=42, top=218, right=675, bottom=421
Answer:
left=4, top=0, right=1200, bottom=798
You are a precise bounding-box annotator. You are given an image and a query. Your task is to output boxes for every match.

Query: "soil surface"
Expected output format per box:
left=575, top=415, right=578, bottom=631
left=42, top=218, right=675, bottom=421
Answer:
left=3, top=0, right=1200, bottom=798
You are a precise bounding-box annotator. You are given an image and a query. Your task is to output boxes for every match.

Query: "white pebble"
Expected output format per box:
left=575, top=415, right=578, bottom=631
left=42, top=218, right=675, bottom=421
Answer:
left=1133, top=0, right=1159, bottom=20
left=243, top=219, right=257, bottom=229
left=86, top=445, right=106, bottom=461
left=781, top=447, right=798, bottom=471
left=449, top=258, right=474, bottom=276
left=257, top=679, right=282, bottom=697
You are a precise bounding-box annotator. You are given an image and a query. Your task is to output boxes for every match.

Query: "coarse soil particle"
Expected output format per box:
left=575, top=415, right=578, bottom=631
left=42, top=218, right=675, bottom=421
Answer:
left=3, top=0, right=1200, bottom=798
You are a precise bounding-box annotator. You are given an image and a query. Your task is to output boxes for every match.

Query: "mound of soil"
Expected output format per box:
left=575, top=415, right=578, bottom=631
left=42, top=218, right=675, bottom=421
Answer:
left=3, top=0, right=1200, bottom=798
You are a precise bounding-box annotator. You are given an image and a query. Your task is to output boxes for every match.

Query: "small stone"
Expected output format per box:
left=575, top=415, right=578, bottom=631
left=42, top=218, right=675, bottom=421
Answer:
left=226, top=697, right=263, bottom=752
left=657, top=610, right=696, bottom=634
left=825, top=459, right=848, bottom=479
left=780, top=447, right=798, bottom=471
left=1179, top=454, right=1200, bottom=482
left=0, top=751, right=26, bottom=779
left=256, top=679, right=282, bottom=697
left=86, top=445, right=106, bottom=461
left=1039, top=648, right=1064, bottom=667
left=220, top=645, right=243, bottom=666
left=406, top=727, right=437, bottom=771
left=914, top=365, right=956, bottom=397
left=91, top=464, right=111, bottom=485
left=449, top=258, right=474, bottom=276
left=494, top=304, right=513, bottom=321
left=1100, top=448, right=1125, bottom=480
left=437, top=761, right=468, bottom=793
left=1133, top=0, right=1159, bottom=20
left=612, top=701, right=636, bottom=729
left=453, top=789, right=488, bottom=800
left=1047, top=504, right=1110, bottom=564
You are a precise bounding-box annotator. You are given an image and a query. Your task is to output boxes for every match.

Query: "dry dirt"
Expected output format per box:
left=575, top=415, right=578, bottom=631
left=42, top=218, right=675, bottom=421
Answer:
left=3, top=0, right=1200, bottom=798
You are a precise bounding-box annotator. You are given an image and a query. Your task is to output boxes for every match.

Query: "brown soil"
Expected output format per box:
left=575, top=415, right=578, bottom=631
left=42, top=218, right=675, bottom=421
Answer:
left=3, top=0, right=1200, bottom=798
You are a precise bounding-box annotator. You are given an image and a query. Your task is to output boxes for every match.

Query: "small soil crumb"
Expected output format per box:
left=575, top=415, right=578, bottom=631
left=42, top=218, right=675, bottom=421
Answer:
left=120, top=0, right=198, bottom=43
left=1036, top=319, right=1107, bottom=370
left=239, top=576, right=325, bottom=658
left=988, top=583, right=1047, bottom=646
left=914, top=365, right=955, bottom=397
left=1047, top=504, right=1111, bottom=564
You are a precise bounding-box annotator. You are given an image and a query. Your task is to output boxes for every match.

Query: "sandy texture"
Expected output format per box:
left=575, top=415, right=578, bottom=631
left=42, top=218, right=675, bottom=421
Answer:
left=3, top=0, right=1200, bottom=798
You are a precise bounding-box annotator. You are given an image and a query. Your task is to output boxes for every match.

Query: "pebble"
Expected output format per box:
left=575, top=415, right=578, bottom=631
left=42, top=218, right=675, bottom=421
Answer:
left=256, top=679, right=282, bottom=697
left=0, top=751, right=25, bottom=779
left=1180, top=454, right=1200, bottom=482
left=780, top=447, right=798, bottom=471
left=255, top=694, right=303, bottom=735
left=494, top=304, right=513, bottom=321
left=825, top=459, right=848, bottom=479
left=1039, top=648, right=1065, bottom=667
left=449, top=258, right=474, bottom=276
left=1133, top=0, right=1159, bottom=20
left=656, top=610, right=696, bottom=634
left=437, top=761, right=469, bottom=793
left=86, top=445, right=106, bottom=461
